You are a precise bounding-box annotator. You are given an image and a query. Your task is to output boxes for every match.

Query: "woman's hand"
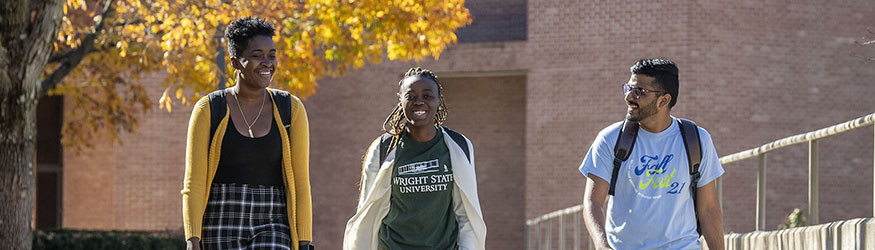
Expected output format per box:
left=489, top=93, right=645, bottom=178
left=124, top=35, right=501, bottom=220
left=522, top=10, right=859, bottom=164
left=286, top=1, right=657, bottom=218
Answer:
left=299, top=241, right=312, bottom=249
left=187, top=237, right=201, bottom=250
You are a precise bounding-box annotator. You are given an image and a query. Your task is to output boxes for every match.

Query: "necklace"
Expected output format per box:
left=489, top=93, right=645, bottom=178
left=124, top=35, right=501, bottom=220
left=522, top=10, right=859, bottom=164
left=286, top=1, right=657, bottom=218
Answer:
left=234, top=89, right=266, bottom=138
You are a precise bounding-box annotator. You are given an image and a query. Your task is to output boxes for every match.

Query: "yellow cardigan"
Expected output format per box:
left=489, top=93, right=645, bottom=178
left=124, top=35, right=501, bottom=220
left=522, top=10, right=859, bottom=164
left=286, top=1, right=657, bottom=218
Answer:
left=181, top=89, right=312, bottom=248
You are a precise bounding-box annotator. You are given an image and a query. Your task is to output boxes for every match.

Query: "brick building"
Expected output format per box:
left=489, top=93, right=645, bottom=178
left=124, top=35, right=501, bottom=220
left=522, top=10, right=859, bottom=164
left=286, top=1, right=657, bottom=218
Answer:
left=36, top=0, right=875, bottom=249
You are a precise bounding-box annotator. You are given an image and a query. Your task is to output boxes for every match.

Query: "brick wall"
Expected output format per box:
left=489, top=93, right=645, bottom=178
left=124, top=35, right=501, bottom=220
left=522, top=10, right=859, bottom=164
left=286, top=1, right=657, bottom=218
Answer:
left=112, top=71, right=190, bottom=230
left=456, top=0, right=527, bottom=42
left=524, top=0, right=875, bottom=234
left=54, top=0, right=875, bottom=249
left=684, top=0, right=875, bottom=232
left=63, top=71, right=190, bottom=231
left=63, top=135, right=117, bottom=229
left=441, top=76, right=527, bottom=250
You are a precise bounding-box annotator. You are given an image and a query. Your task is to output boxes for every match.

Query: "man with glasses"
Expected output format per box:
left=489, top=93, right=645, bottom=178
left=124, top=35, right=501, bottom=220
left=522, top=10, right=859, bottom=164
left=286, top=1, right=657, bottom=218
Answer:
left=579, top=59, right=725, bottom=250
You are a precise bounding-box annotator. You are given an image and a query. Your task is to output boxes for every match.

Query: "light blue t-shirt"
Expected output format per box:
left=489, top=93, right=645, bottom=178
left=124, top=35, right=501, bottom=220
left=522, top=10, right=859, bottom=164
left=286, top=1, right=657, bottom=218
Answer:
left=579, top=117, right=724, bottom=250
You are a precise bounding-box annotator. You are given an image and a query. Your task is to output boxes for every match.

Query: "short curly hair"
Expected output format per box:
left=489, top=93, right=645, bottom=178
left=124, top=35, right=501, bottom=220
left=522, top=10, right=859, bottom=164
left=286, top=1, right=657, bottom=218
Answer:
left=224, top=17, right=275, bottom=58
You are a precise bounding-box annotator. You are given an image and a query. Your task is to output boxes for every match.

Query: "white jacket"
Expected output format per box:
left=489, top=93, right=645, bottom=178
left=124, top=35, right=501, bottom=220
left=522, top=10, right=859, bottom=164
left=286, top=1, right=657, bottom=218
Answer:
left=343, top=127, right=487, bottom=250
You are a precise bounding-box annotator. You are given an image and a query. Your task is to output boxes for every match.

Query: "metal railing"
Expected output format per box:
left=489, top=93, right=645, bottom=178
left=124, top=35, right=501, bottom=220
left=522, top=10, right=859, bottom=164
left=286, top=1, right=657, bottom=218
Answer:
left=718, top=112, right=875, bottom=230
left=525, top=112, right=875, bottom=249
left=526, top=205, right=590, bottom=250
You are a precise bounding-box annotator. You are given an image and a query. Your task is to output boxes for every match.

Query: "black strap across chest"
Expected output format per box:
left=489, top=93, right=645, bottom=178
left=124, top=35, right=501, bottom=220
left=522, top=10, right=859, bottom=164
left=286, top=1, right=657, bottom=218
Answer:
left=207, top=89, right=293, bottom=149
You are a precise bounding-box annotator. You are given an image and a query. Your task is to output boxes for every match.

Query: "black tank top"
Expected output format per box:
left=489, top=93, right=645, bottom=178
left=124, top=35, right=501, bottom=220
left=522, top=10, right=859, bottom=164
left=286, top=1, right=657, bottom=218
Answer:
left=213, top=117, right=284, bottom=187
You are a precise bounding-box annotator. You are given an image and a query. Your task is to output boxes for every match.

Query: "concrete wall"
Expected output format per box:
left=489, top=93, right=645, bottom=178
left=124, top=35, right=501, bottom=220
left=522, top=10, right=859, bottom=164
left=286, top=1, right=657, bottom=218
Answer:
left=720, top=218, right=875, bottom=250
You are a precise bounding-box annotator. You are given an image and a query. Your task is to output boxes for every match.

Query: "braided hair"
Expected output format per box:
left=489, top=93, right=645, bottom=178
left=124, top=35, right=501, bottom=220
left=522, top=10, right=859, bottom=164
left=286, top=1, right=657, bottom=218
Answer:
left=382, top=67, right=449, bottom=136
left=360, top=67, right=449, bottom=190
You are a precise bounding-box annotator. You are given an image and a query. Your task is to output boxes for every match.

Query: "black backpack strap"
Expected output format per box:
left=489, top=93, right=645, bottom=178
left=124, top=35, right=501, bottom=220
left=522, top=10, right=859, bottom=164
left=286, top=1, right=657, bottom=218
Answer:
left=209, top=89, right=292, bottom=146
left=207, top=89, right=227, bottom=144
left=609, top=119, right=639, bottom=196
left=378, top=127, right=471, bottom=164
left=677, top=118, right=703, bottom=235
left=378, top=133, right=395, bottom=164
left=270, top=89, right=293, bottom=129
left=442, top=127, right=471, bottom=163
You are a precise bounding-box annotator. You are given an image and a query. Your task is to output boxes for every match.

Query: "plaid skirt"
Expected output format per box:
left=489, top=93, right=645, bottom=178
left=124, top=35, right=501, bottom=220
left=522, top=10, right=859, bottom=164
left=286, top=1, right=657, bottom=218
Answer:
left=201, top=183, right=292, bottom=250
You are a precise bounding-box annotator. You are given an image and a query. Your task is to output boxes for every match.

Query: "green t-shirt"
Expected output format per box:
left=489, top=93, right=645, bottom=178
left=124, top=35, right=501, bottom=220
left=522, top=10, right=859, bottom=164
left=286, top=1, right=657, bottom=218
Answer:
left=379, top=129, right=459, bottom=250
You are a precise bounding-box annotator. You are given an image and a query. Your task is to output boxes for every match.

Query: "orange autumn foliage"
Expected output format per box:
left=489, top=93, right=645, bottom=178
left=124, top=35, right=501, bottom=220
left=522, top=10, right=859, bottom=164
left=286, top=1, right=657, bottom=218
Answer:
left=50, top=0, right=471, bottom=149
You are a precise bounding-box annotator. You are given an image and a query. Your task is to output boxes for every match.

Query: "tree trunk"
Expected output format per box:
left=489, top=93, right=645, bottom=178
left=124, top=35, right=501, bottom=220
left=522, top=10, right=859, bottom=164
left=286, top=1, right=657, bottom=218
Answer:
left=215, top=22, right=227, bottom=89
left=1, top=0, right=65, bottom=248
left=0, top=93, right=37, bottom=250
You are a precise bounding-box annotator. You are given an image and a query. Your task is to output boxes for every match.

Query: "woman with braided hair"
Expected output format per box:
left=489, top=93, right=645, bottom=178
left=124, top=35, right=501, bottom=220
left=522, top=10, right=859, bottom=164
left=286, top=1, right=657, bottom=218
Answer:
left=343, top=67, right=487, bottom=250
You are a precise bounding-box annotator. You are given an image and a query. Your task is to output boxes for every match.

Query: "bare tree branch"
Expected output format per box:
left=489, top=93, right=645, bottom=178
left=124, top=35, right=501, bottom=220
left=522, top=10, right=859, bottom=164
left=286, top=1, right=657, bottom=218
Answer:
left=48, top=49, right=83, bottom=63
left=113, top=19, right=163, bottom=27
left=48, top=45, right=115, bottom=64
left=49, top=11, right=165, bottom=65
left=40, top=0, right=115, bottom=94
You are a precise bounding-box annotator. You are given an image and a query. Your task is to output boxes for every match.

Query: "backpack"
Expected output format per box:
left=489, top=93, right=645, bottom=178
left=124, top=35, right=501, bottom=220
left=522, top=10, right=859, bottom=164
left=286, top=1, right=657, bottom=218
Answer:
left=378, top=127, right=471, bottom=164
left=608, top=118, right=703, bottom=235
left=207, top=89, right=293, bottom=145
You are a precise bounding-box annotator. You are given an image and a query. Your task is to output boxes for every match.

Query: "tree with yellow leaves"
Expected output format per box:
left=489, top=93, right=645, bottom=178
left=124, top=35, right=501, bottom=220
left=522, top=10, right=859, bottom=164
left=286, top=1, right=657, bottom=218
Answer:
left=0, top=0, right=471, bottom=247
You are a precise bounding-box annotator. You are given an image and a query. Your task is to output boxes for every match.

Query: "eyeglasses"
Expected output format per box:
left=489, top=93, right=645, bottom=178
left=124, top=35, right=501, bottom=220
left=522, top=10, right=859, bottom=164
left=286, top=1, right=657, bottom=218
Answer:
left=623, top=83, right=667, bottom=99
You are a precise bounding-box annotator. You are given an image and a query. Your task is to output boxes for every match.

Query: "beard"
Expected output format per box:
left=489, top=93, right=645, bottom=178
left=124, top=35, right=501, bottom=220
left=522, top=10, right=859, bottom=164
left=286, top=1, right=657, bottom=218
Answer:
left=626, top=98, right=658, bottom=122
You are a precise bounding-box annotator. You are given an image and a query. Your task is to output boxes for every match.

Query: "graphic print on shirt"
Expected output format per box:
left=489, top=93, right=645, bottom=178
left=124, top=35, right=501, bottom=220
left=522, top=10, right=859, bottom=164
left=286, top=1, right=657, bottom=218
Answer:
left=393, top=159, right=453, bottom=194
left=626, top=153, right=687, bottom=199
left=398, top=159, right=440, bottom=175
